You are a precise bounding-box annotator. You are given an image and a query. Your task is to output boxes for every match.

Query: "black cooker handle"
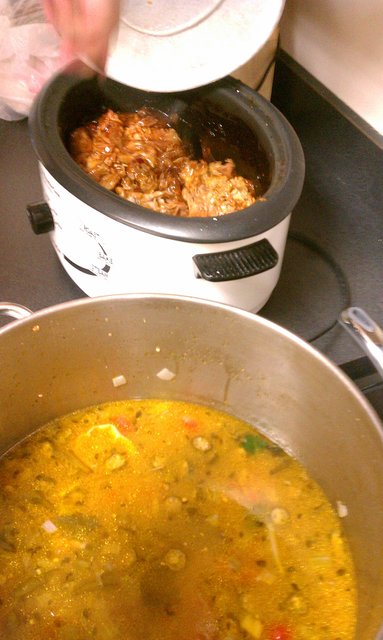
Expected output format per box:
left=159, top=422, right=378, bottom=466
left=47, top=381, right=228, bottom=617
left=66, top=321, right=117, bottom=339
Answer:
left=192, top=238, right=278, bottom=282
left=26, top=202, right=54, bottom=234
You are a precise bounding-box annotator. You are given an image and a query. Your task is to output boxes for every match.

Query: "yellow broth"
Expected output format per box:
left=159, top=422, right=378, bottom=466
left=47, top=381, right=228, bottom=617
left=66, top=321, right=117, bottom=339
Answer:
left=0, top=400, right=356, bottom=639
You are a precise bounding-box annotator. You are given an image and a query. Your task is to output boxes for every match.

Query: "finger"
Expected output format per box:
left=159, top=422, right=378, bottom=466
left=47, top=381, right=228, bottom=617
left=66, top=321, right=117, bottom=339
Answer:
left=43, top=0, right=120, bottom=73
left=42, top=0, right=55, bottom=23
left=77, top=0, right=120, bottom=69
left=43, top=0, right=75, bottom=39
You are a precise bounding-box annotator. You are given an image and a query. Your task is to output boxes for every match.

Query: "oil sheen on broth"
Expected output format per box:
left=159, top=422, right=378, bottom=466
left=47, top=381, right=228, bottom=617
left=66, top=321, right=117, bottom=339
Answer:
left=0, top=400, right=356, bottom=639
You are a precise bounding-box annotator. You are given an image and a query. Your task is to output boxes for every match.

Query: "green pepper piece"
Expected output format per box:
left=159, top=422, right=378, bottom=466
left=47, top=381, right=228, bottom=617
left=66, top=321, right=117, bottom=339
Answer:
left=239, top=433, right=269, bottom=454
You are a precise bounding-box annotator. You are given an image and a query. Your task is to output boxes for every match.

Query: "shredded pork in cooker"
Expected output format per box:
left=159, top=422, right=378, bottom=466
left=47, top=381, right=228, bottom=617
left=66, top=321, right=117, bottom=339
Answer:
left=69, top=109, right=257, bottom=217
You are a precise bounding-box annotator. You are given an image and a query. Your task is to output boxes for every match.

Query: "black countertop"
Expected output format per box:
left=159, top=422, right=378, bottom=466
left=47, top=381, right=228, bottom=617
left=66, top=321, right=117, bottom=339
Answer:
left=1, top=54, right=382, bottom=403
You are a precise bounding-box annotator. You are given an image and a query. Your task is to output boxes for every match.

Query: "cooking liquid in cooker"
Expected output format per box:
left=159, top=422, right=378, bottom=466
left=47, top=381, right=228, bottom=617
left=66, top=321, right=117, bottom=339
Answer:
left=0, top=400, right=356, bottom=639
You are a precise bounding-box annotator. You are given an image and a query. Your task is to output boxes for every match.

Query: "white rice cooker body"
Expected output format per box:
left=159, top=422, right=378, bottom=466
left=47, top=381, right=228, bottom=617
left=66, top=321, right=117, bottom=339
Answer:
left=40, top=165, right=290, bottom=312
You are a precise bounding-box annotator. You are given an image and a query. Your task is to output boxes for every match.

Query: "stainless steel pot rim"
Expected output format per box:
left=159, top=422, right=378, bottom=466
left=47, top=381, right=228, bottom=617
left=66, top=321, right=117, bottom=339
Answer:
left=29, top=72, right=305, bottom=244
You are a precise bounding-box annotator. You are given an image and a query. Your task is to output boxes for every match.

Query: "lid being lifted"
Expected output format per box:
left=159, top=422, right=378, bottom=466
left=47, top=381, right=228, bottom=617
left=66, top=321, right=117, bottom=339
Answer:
left=105, top=0, right=285, bottom=93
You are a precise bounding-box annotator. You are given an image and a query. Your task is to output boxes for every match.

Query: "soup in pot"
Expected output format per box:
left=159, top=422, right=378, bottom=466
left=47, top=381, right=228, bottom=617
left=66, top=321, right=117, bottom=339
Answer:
left=0, top=400, right=356, bottom=639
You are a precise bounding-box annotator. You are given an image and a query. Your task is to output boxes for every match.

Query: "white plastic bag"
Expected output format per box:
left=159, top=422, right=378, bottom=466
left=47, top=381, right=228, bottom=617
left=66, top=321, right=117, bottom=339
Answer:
left=0, top=0, right=60, bottom=120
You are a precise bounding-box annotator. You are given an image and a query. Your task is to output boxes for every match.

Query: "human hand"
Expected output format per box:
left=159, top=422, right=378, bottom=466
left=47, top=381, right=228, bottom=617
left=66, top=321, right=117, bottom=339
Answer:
left=43, top=0, right=120, bottom=73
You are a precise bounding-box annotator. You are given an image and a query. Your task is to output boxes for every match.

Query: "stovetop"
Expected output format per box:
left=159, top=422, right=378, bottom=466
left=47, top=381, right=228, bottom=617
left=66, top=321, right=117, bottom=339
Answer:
left=263, top=53, right=383, bottom=418
left=0, top=53, right=382, bottom=417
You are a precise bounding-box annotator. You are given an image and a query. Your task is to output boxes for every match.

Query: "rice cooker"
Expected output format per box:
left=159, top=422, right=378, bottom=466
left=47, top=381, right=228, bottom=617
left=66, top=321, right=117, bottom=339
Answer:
left=27, top=69, right=304, bottom=312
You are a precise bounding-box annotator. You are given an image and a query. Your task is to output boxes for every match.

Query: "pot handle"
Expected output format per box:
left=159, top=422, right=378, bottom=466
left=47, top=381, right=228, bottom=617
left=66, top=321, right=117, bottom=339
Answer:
left=0, top=303, right=33, bottom=322
left=193, top=238, right=278, bottom=282
left=339, top=307, right=383, bottom=379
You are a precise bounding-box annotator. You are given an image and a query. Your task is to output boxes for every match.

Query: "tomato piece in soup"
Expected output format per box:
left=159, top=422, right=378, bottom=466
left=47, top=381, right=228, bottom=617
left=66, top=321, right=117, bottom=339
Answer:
left=112, top=414, right=136, bottom=435
left=266, top=623, right=293, bottom=640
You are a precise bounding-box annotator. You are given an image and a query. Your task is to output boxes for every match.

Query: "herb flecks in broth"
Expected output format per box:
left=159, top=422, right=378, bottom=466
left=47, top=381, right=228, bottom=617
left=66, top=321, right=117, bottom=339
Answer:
left=0, top=400, right=356, bottom=640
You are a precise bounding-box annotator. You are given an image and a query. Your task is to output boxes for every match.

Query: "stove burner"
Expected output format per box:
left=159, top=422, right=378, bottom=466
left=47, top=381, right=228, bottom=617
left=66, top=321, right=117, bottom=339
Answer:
left=261, top=231, right=352, bottom=343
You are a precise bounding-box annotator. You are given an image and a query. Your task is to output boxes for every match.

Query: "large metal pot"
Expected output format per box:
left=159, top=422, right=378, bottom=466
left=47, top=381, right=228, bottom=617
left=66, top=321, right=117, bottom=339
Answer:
left=0, top=295, right=382, bottom=639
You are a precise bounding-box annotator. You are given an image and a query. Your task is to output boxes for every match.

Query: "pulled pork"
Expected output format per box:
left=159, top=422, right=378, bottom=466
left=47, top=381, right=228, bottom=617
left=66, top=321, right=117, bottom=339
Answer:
left=70, top=109, right=256, bottom=217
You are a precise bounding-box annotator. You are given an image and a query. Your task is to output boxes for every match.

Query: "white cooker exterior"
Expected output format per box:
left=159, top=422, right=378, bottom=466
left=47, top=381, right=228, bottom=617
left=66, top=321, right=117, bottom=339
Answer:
left=40, top=165, right=291, bottom=312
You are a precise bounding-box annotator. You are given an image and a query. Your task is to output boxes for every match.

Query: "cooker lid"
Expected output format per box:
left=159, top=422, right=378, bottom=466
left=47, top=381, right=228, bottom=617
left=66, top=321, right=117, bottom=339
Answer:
left=104, top=0, right=285, bottom=92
